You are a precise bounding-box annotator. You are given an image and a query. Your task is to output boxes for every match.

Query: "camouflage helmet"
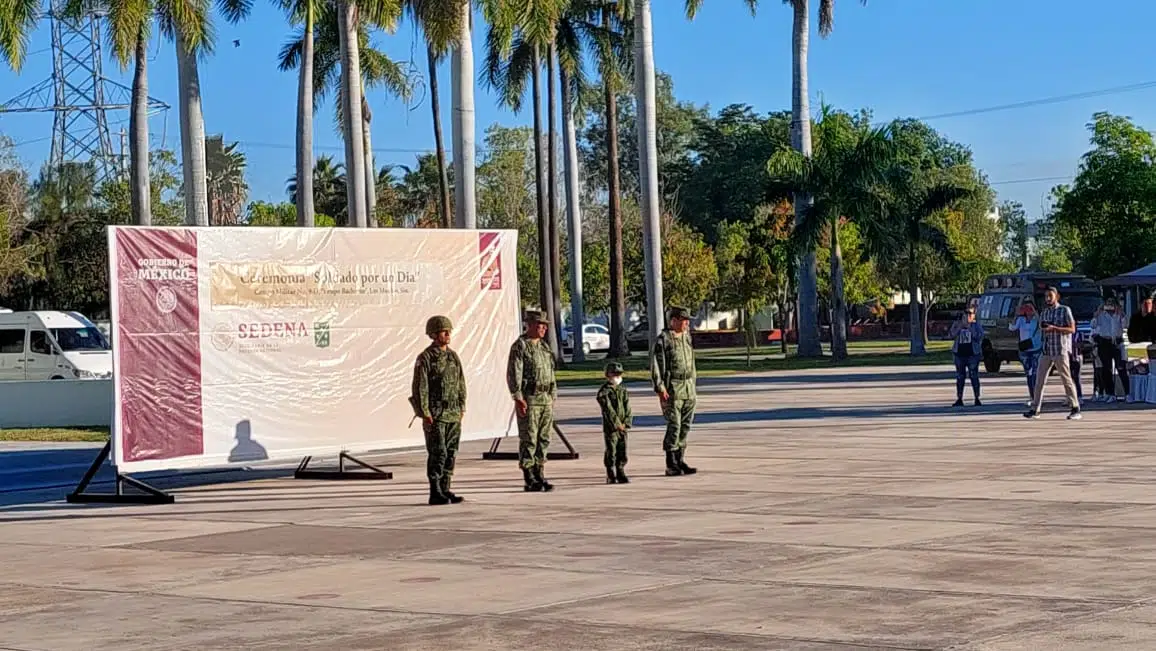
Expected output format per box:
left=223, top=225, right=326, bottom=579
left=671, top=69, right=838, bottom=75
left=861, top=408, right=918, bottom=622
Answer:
left=425, top=315, right=453, bottom=336
left=604, top=362, right=625, bottom=376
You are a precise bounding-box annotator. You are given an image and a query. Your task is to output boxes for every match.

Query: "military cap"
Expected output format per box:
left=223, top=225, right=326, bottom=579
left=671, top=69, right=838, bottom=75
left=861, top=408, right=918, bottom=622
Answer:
left=425, top=315, right=453, bottom=336
left=604, top=361, right=625, bottom=375
left=524, top=310, right=550, bottom=324
left=668, top=306, right=692, bottom=321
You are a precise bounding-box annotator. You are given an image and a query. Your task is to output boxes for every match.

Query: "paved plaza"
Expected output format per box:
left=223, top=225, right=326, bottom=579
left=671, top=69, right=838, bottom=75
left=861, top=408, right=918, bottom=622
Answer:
left=2, top=365, right=1156, bottom=650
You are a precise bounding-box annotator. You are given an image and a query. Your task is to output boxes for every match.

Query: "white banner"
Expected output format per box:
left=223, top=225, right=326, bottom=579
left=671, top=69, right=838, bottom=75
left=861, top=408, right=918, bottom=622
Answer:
left=108, top=226, right=520, bottom=472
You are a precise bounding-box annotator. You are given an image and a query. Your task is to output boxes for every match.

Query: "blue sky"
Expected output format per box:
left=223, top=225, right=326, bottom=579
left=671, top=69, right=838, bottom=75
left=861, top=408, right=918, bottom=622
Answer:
left=3, top=0, right=1155, bottom=221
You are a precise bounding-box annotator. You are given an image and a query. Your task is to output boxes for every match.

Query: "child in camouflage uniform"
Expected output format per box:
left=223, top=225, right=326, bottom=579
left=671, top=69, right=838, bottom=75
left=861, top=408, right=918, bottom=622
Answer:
left=596, top=362, right=633, bottom=484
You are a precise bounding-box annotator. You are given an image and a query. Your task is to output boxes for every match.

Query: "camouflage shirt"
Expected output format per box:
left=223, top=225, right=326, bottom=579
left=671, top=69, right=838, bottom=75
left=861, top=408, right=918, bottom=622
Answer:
left=412, top=345, right=467, bottom=423
left=650, top=329, right=696, bottom=400
left=506, top=335, right=557, bottom=406
left=596, top=382, right=633, bottom=433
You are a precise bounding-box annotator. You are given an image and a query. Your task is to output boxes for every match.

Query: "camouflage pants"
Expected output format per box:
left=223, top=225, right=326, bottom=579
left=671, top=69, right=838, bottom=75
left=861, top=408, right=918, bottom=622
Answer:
left=603, top=428, right=628, bottom=469
left=424, top=420, right=461, bottom=486
left=517, top=405, right=553, bottom=469
left=662, top=398, right=696, bottom=452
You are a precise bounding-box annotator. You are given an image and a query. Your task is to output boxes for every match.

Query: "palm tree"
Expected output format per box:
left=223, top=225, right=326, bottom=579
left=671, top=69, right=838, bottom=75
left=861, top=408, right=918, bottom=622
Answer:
left=287, top=154, right=348, bottom=222
left=205, top=135, right=248, bottom=225
left=768, top=108, right=892, bottom=361
left=483, top=0, right=568, bottom=357
left=279, top=2, right=409, bottom=227
left=0, top=0, right=38, bottom=72
left=164, top=0, right=251, bottom=227
left=101, top=0, right=154, bottom=225
left=405, top=0, right=463, bottom=228
left=278, top=0, right=323, bottom=226
left=451, top=0, right=476, bottom=229
left=631, top=0, right=664, bottom=341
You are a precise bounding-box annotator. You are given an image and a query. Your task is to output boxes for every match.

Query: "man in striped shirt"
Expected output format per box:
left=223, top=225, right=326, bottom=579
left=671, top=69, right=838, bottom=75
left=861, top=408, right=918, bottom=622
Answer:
left=1026, top=286, right=1081, bottom=420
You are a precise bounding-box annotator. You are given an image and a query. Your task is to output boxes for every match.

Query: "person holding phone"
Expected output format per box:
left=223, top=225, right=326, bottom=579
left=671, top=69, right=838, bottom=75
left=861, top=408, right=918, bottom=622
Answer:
left=950, top=306, right=985, bottom=407
left=1008, top=300, right=1042, bottom=405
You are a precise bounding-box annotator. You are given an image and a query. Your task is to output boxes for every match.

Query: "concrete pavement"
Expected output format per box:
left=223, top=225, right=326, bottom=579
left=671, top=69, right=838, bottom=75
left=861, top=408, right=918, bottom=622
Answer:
left=1, top=364, right=1155, bottom=649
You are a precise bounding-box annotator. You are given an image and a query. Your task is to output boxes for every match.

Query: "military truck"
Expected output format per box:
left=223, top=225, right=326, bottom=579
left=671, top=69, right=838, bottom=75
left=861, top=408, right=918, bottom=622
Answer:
left=976, top=272, right=1101, bottom=373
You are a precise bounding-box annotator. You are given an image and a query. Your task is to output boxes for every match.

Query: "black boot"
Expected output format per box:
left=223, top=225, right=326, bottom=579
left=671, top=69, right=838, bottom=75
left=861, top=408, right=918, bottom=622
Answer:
left=615, top=465, right=630, bottom=484
left=606, top=467, right=617, bottom=484
left=428, top=479, right=450, bottom=505
left=536, top=465, right=555, bottom=492
left=675, top=449, right=697, bottom=475
left=665, top=451, right=682, bottom=476
left=441, top=476, right=464, bottom=504
left=522, top=467, right=541, bottom=492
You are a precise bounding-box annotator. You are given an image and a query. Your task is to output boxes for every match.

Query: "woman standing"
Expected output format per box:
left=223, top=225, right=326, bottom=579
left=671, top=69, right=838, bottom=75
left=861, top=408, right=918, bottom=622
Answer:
left=950, top=306, right=985, bottom=407
left=1092, top=298, right=1129, bottom=403
left=1008, top=301, right=1043, bottom=405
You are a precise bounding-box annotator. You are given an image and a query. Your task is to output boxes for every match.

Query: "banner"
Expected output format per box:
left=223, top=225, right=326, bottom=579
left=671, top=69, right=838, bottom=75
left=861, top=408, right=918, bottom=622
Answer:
left=108, top=226, right=521, bottom=473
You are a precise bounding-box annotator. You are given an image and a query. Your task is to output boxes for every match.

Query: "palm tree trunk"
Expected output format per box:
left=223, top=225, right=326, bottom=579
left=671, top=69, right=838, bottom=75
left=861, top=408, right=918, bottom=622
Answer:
left=561, top=66, right=585, bottom=363
left=531, top=47, right=560, bottom=356
left=362, top=97, right=376, bottom=227
left=546, top=42, right=563, bottom=358
left=176, top=30, right=208, bottom=226
left=791, top=0, right=821, bottom=357
left=428, top=45, right=451, bottom=229
left=829, top=217, right=848, bottom=361
left=908, top=242, right=925, bottom=356
left=129, top=27, right=151, bottom=226
left=450, top=0, right=476, bottom=229
left=295, top=1, right=315, bottom=227
left=337, top=0, right=368, bottom=228
left=604, top=11, right=628, bottom=358
left=634, top=0, right=664, bottom=342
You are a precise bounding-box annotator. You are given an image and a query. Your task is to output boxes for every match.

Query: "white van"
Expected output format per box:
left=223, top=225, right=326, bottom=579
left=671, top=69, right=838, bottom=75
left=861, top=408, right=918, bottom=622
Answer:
left=0, top=311, right=113, bottom=381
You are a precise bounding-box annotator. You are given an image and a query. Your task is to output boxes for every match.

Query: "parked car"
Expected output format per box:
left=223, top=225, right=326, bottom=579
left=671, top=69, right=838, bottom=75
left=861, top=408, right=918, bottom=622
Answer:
left=0, top=311, right=112, bottom=380
left=626, top=320, right=650, bottom=351
left=562, top=323, right=611, bottom=355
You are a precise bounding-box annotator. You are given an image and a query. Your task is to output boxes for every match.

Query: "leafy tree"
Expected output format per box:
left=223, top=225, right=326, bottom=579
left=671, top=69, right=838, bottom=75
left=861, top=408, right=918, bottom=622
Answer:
left=476, top=124, right=540, bottom=308
left=715, top=215, right=778, bottom=365
left=661, top=215, right=718, bottom=312
left=245, top=200, right=338, bottom=226
left=287, top=155, right=347, bottom=223
left=581, top=240, right=611, bottom=316
left=1000, top=200, right=1028, bottom=269
left=1049, top=112, right=1156, bottom=279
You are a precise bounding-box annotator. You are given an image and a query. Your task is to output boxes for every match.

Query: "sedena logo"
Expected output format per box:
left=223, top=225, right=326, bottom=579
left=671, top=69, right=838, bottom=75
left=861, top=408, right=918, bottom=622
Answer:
left=314, top=321, right=330, bottom=348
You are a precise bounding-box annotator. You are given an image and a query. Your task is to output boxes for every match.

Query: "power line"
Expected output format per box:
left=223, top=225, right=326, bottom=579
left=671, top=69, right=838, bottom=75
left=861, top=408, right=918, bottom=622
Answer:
left=989, top=175, right=1073, bottom=186
left=913, top=80, right=1156, bottom=122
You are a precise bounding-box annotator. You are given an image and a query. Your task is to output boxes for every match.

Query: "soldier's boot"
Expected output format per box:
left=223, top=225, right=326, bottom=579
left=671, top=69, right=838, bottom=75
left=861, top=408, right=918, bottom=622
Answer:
left=441, top=476, right=464, bottom=504
left=606, top=467, right=617, bottom=484
left=664, top=451, right=683, bottom=477
left=428, top=479, right=450, bottom=505
left=615, top=464, right=630, bottom=484
left=675, top=449, right=697, bottom=475
left=522, top=467, right=541, bottom=492
left=536, top=465, right=555, bottom=492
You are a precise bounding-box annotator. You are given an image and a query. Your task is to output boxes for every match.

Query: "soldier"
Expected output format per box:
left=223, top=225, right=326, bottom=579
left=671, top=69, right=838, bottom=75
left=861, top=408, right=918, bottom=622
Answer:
left=596, top=361, right=633, bottom=484
left=411, top=315, right=467, bottom=505
left=650, top=306, right=698, bottom=476
left=506, top=310, right=557, bottom=492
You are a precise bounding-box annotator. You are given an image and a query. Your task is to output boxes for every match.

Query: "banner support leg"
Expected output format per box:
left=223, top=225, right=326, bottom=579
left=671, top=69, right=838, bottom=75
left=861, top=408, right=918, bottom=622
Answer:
left=294, top=452, right=393, bottom=480
left=481, top=424, right=579, bottom=461
left=66, top=441, right=175, bottom=505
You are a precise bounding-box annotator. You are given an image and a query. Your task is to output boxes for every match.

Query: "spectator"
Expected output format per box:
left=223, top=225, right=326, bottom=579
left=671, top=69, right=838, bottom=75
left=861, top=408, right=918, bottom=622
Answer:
left=950, top=305, right=984, bottom=407
left=1128, top=296, right=1156, bottom=344
left=1092, top=297, right=1129, bottom=403
left=1025, top=286, right=1081, bottom=420
left=1008, top=301, right=1042, bottom=406
left=1070, top=329, right=1085, bottom=406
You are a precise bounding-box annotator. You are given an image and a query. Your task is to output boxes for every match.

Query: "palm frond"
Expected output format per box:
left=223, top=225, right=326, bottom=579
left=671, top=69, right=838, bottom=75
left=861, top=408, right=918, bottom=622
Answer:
left=0, top=0, right=39, bottom=71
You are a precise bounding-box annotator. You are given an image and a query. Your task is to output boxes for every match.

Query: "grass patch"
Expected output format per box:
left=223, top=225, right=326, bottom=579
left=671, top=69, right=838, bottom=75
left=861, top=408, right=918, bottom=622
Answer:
left=0, top=427, right=110, bottom=442
left=558, top=340, right=953, bottom=386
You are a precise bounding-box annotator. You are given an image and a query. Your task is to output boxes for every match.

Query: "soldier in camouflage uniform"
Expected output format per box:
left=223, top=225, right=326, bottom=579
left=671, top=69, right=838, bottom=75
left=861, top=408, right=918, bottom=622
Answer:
left=596, top=361, right=633, bottom=484
left=412, top=315, right=467, bottom=505
left=650, top=306, right=698, bottom=476
left=506, top=310, right=557, bottom=492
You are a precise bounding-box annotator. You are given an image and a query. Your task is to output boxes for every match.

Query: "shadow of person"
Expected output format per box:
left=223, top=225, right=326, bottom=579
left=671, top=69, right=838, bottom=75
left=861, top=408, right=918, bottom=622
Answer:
left=228, top=419, right=269, bottom=463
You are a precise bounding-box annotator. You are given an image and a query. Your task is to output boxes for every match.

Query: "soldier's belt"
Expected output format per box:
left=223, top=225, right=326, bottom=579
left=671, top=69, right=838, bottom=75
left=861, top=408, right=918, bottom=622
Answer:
left=523, top=383, right=555, bottom=395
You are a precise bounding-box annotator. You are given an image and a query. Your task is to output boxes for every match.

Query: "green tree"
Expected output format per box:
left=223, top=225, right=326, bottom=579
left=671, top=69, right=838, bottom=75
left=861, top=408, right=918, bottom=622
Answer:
left=476, top=124, right=539, bottom=308
left=287, top=154, right=347, bottom=223
left=1000, top=200, right=1028, bottom=270
left=205, top=135, right=248, bottom=225
left=661, top=216, right=718, bottom=312
left=716, top=215, right=778, bottom=366
left=1049, top=112, right=1156, bottom=279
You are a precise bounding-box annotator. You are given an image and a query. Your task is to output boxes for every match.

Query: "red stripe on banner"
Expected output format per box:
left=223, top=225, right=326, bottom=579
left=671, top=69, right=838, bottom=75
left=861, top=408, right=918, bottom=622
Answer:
left=479, top=231, right=502, bottom=291
left=114, top=228, right=204, bottom=463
